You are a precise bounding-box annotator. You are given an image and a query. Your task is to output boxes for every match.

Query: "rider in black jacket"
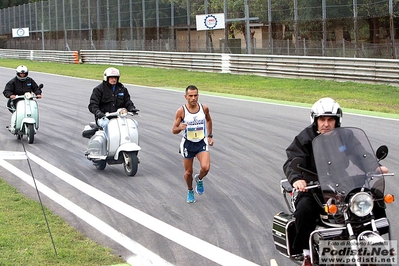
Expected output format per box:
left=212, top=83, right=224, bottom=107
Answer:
left=283, top=97, right=388, bottom=266
left=88, top=67, right=137, bottom=132
left=283, top=97, right=343, bottom=266
left=3, top=65, right=42, bottom=113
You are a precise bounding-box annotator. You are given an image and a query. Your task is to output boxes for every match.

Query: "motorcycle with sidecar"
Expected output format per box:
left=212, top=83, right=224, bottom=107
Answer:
left=272, top=127, right=396, bottom=266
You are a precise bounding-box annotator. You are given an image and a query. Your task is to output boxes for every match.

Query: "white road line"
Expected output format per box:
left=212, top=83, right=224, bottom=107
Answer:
left=1, top=151, right=260, bottom=266
left=0, top=157, right=171, bottom=266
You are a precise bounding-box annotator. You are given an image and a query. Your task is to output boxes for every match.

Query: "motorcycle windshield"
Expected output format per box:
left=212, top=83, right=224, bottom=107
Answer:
left=312, top=127, right=385, bottom=201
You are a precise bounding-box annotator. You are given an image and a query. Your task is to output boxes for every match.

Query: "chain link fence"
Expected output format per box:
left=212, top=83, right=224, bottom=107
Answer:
left=1, top=0, right=399, bottom=58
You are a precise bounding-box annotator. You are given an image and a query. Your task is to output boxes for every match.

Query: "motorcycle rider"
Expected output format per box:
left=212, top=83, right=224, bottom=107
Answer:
left=283, top=97, right=387, bottom=266
left=88, top=67, right=137, bottom=138
left=3, top=65, right=43, bottom=133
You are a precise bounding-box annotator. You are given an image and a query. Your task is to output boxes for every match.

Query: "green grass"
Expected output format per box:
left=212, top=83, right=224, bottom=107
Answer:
left=0, top=58, right=399, bottom=265
left=0, top=179, right=126, bottom=266
left=1, top=59, right=399, bottom=117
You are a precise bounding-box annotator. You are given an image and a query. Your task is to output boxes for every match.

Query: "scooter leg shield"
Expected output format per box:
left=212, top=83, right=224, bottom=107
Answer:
left=87, top=132, right=107, bottom=157
left=29, top=100, right=39, bottom=129
left=15, top=101, right=26, bottom=130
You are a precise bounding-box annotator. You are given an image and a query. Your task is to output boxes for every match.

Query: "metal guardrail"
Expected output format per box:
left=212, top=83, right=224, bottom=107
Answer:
left=1, top=49, right=399, bottom=86
left=0, top=49, right=79, bottom=64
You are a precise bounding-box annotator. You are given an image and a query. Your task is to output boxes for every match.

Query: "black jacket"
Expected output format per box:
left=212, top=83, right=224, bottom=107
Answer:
left=283, top=124, right=319, bottom=186
left=88, top=81, right=136, bottom=120
left=3, top=77, right=42, bottom=98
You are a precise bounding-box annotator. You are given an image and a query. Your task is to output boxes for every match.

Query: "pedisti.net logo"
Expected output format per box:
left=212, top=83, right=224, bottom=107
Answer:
left=319, top=240, right=397, bottom=265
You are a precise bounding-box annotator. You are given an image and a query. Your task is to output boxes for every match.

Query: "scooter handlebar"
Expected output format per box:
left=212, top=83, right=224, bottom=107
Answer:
left=105, top=108, right=140, bottom=118
left=12, top=93, right=38, bottom=100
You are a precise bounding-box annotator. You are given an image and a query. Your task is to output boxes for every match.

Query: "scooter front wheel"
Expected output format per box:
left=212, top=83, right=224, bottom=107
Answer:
left=26, top=124, right=35, bottom=144
left=94, top=160, right=106, bottom=170
left=123, top=151, right=138, bottom=176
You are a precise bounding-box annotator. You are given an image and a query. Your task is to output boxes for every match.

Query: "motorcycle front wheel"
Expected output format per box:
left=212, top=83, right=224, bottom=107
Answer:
left=123, top=151, right=138, bottom=176
left=26, top=124, right=35, bottom=144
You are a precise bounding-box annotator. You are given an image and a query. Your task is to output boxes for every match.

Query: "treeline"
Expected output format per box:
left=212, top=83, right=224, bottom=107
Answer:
left=0, top=0, right=32, bottom=9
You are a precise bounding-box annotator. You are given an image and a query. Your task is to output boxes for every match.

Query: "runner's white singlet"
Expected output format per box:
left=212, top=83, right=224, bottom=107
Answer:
left=182, top=103, right=206, bottom=142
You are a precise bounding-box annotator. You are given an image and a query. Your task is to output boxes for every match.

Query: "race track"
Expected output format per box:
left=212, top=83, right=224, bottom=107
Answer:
left=1, top=68, right=398, bottom=266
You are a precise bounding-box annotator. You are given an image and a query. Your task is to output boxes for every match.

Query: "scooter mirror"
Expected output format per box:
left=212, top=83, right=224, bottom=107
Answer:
left=376, top=145, right=388, bottom=161
left=38, top=84, right=44, bottom=89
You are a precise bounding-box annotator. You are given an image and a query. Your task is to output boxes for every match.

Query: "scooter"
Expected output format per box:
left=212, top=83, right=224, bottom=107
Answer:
left=82, top=108, right=141, bottom=176
left=272, top=127, right=396, bottom=266
left=7, top=84, right=44, bottom=144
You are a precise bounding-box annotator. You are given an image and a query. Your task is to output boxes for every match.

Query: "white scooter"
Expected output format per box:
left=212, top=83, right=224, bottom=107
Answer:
left=7, top=84, right=44, bottom=144
left=82, top=108, right=141, bottom=176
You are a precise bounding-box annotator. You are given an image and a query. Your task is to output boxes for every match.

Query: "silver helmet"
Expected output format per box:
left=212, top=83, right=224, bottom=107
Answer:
left=310, top=97, right=343, bottom=127
left=103, top=67, right=120, bottom=82
left=16, top=65, right=29, bottom=81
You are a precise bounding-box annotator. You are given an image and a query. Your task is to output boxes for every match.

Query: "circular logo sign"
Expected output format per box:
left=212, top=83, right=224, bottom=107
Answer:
left=16, top=28, right=25, bottom=37
left=204, top=15, right=218, bottom=30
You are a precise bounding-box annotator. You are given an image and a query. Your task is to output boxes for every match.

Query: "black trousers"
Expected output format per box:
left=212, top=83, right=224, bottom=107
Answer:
left=293, top=192, right=323, bottom=250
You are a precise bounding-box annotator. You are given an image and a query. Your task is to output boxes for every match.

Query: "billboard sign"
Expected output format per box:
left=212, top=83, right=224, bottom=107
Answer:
left=12, top=28, right=29, bottom=38
left=196, top=13, right=225, bottom=31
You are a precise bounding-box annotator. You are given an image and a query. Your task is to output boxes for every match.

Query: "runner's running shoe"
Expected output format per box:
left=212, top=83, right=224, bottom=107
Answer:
left=187, top=190, right=195, bottom=203
left=195, top=174, right=204, bottom=195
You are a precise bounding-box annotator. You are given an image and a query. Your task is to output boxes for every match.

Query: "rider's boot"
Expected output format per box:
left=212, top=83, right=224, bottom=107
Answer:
left=8, top=112, right=16, bottom=134
left=301, top=255, right=312, bottom=266
left=6, top=125, right=15, bottom=134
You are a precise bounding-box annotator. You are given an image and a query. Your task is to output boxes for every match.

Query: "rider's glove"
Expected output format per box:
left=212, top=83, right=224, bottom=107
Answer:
left=95, top=110, right=105, bottom=119
left=129, top=108, right=139, bottom=114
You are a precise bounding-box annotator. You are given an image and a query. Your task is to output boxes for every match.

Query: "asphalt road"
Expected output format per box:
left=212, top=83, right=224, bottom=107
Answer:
left=1, top=68, right=398, bottom=266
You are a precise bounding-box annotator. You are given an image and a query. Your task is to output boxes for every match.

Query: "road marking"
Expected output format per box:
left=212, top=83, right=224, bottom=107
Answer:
left=1, top=151, right=259, bottom=266
left=0, top=151, right=28, bottom=160
left=270, top=259, right=278, bottom=266
left=0, top=157, right=171, bottom=266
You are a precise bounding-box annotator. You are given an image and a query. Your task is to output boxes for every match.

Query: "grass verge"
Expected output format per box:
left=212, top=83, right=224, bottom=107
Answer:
left=0, top=179, right=126, bottom=266
left=1, top=59, right=399, bottom=116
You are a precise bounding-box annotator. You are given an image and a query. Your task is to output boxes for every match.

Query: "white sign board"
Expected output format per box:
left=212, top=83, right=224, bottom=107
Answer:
left=196, top=13, right=225, bottom=31
left=12, top=28, right=29, bottom=37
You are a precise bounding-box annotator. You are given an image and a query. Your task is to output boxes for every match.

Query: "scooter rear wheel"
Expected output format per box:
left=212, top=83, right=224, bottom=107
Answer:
left=123, top=151, right=138, bottom=176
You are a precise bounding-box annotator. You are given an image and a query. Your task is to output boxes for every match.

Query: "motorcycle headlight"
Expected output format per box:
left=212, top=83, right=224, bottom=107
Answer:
left=350, top=192, right=374, bottom=217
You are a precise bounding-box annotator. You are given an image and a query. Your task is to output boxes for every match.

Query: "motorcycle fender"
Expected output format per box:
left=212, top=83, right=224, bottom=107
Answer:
left=114, top=143, right=141, bottom=160
left=19, top=118, right=37, bottom=130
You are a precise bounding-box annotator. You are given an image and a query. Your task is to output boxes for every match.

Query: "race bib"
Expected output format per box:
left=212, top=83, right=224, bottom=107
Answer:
left=186, top=125, right=204, bottom=140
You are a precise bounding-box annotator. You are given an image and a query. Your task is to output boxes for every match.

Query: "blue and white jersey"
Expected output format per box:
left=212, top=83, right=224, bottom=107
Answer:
left=182, top=103, right=206, bottom=143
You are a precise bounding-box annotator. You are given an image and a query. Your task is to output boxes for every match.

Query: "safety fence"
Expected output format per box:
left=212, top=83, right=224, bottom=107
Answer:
left=0, top=49, right=79, bottom=64
left=1, top=49, right=398, bottom=86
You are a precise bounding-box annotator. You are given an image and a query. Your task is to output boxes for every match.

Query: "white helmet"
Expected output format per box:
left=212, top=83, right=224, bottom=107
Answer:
left=103, top=67, right=120, bottom=82
left=310, top=97, right=343, bottom=127
left=16, top=65, right=29, bottom=81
